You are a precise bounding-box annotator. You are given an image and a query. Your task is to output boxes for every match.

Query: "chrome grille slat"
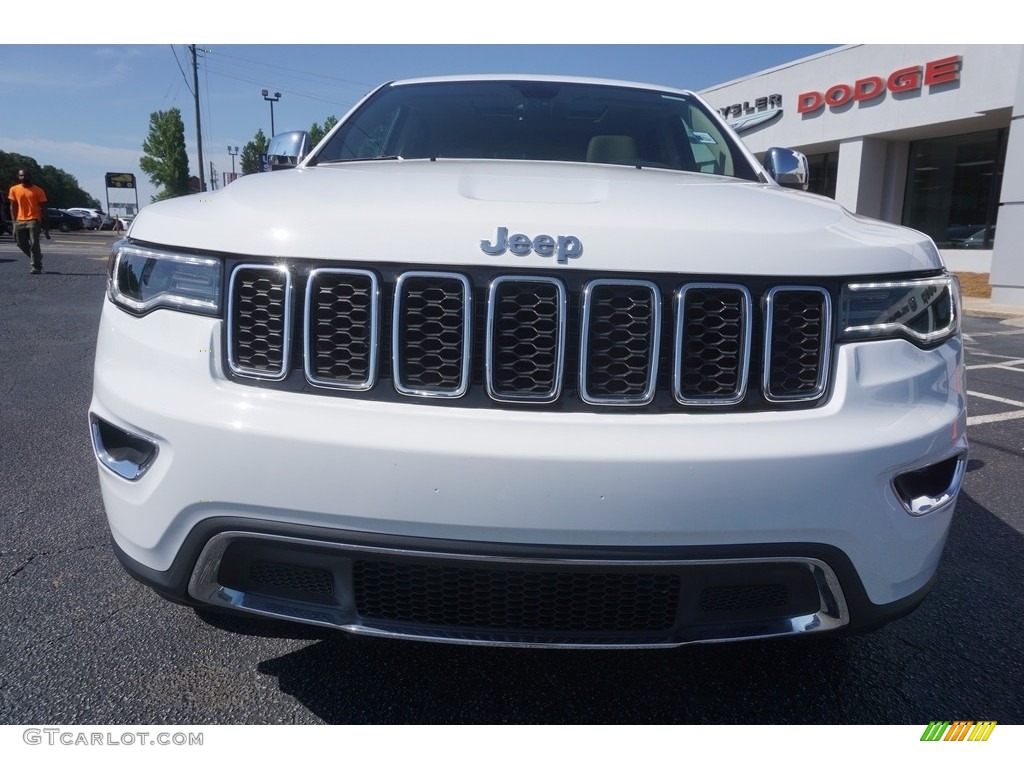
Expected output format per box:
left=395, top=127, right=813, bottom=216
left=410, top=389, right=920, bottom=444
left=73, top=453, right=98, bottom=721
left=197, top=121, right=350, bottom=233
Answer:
left=304, top=268, right=379, bottom=390
left=579, top=279, right=661, bottom=406
left=225, top=266, right=834, bottom=408
left=486, top=276, right=567, bottom=403
left=392, top=272, right=472, bottom=398
left=674, top=284, right=751, bottom=405
left=227, top=265, right=292, bottom=380
left=763, top=287, right=832, bottom=402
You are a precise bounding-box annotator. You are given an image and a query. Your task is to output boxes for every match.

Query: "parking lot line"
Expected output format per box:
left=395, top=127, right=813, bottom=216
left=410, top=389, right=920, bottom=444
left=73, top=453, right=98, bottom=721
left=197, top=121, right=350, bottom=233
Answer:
left=968, top=391, right=1024, bottom=408
left=964, top=328, right=1024, bottom=339
left=968, top=409, right=1024, bottom=426
left=966, top=358, right=1024, bottom=369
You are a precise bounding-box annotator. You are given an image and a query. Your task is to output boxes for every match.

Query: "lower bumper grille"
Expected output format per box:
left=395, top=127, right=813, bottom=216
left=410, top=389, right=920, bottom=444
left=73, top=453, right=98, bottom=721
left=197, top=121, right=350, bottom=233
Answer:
left=353, top=561, right=680, bottom=633
left=194, top=532, right=849, bottom=648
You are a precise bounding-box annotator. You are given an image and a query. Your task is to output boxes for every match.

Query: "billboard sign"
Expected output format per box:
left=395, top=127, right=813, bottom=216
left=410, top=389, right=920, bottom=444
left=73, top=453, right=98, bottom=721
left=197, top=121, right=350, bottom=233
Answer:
left=105, top=172, right=136, bottom=189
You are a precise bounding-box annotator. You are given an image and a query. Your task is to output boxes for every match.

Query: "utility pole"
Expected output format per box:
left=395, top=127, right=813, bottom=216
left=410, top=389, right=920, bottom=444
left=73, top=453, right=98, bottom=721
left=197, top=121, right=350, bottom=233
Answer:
left=190, top=45, right=206, bottom=193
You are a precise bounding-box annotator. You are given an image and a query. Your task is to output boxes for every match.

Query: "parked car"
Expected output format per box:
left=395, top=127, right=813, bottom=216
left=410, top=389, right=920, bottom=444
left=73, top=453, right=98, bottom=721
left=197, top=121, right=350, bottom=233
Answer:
left=944, top=223, right=996, bottom=248
left=66, top=210, right=97, bottom=230
left=92, top=75, right=967, bottom=649
left=46, top=208, right=85, bottom=232
left=960, top=225, right=995, bottom=248
left=113, top=215, right=134, bottom=232
left=67, top=207, right=104, bottom=230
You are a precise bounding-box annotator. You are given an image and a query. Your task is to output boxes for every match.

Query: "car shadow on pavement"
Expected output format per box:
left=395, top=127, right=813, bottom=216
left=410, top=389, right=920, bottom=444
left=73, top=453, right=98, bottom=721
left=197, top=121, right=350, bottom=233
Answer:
left=194, top=607, right=333, bottom=642
left=255, top=629, right=862, bottom=724
left=231, top=486, right=1024, bottom=725
left=37, top=270, right=107, bottom=277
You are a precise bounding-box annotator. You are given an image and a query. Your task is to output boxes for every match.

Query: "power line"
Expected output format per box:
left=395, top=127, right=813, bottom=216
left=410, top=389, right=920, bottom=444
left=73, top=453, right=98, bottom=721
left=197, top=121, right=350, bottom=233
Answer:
left=204, top=49, right=375, bottom=90
left=167, top=47, right=375, bottom=182
left=169, top=44, right=194, bottom=97
left=198, top=50, right=375, bottom=108
left=200, top=64, right=360, bottom=107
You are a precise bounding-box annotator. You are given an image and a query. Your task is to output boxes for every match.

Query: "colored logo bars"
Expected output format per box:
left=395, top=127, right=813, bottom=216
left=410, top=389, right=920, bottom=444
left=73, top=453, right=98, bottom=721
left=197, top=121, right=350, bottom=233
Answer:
left=921, top=721, right=997, bottom=741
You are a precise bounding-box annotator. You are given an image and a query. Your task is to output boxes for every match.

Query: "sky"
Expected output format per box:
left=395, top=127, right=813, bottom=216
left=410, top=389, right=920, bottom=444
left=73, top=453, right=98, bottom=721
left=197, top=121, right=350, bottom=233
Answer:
left=1, top=42, right=841, bottom=208
left=1, top=2, right=1001, bottom=210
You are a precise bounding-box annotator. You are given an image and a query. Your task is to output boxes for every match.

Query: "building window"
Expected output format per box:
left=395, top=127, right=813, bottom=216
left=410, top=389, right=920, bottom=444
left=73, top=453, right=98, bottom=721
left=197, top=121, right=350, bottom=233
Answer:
left=903, top=129, right=1006, bottom=249
left=806, top=152, right=838, bottom=199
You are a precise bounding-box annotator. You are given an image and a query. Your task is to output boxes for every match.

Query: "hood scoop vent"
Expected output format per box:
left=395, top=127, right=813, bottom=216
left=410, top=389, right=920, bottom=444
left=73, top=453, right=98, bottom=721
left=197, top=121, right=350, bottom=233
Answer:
left=458, top=171, right=608, bottom=204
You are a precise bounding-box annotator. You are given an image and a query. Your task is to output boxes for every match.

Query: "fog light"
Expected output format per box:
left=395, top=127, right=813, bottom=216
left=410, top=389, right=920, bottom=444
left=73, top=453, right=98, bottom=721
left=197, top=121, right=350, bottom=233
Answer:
left=89, top=415, right=159, bottom=481
left=892, top=454, right=967, bottom=516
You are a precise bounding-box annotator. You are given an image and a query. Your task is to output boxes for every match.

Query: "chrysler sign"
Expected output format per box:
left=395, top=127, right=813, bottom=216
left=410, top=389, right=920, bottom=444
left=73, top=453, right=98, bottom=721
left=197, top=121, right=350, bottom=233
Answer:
left=797, top=55, right=962, bottom=115
left=719, top=94, right=783, bottom=120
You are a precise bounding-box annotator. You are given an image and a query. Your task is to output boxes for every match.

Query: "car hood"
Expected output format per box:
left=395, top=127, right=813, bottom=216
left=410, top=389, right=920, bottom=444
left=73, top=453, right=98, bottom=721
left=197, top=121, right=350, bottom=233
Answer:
left=128, top=159, right=943, bottom=276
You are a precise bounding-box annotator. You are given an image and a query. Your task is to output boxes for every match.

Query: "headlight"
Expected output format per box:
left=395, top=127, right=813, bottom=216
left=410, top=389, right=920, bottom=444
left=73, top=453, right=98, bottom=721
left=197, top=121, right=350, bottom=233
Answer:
left=109, top=244, right=222, bottom=316
left=839, top=274, right=959, bottom=346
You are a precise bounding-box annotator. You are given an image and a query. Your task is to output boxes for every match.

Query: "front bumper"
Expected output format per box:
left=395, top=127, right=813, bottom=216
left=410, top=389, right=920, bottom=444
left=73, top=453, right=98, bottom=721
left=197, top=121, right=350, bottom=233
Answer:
left=110, top=518, right=942, bottom=648
left=90, top=302, right=967, bottom=644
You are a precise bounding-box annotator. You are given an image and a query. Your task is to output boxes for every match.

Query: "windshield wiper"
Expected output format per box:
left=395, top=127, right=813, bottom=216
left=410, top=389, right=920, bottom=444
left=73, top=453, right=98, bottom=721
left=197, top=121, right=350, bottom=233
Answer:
left=317, top=155, right=404, bottom=165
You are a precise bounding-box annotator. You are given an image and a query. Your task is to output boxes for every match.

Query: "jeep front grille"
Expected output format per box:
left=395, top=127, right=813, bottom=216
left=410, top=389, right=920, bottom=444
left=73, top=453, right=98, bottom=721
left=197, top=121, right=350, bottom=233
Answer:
left=227, top=264, right=834, bottom=410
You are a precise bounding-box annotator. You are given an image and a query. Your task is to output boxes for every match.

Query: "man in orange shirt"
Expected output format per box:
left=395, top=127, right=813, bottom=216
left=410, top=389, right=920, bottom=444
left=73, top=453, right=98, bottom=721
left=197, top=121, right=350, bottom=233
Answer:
left=8, top=169, right=49, bottom=274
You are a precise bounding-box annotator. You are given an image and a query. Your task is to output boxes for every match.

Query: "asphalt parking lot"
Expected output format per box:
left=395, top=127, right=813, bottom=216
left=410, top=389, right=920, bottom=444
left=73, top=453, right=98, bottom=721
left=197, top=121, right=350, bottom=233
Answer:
left=0, top=232, right=1022, bottom=727
left=963, top=316, right=1024, bottom=427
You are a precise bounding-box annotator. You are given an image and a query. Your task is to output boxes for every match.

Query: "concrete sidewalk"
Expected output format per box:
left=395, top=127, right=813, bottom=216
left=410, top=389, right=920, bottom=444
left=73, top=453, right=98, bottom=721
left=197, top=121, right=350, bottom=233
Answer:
left=962, top=296, right=1024, bottom=322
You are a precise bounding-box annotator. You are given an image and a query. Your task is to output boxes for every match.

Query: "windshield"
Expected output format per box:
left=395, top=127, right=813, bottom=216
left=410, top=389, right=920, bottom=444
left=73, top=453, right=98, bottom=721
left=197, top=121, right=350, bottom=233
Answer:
left=312, top=80, right=759, bottom=180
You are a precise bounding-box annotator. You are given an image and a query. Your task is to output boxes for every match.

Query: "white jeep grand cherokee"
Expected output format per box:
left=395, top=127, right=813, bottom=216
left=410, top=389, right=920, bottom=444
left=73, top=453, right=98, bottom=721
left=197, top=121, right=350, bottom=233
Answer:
left=90, top=75, right=967, bottom=648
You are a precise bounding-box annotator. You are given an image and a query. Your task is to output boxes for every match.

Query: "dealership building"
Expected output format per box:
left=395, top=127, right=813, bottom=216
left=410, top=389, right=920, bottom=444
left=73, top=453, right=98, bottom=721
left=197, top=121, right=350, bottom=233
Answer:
left=701, top=44, right=1024, bottom=307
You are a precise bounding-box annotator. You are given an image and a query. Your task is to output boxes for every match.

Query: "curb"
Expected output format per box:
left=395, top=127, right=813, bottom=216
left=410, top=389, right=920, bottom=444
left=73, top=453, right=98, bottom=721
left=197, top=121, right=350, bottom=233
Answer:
left=961, top=300, right=1024, bottom=322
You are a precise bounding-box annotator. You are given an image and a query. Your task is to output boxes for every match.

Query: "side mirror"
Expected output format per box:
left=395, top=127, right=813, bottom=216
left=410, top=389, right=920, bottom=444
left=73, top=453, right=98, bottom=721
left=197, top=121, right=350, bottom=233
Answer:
left=267, top=131, right=312, bottom=171
left=762, top=147, right=809, bottom=191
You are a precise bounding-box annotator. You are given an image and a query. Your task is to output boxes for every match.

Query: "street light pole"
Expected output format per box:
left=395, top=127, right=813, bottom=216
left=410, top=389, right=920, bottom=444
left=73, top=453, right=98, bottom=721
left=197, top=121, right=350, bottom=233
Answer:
left=261, top=89, right=281, bottom=136
left=228, top=146, right=239, bottom=173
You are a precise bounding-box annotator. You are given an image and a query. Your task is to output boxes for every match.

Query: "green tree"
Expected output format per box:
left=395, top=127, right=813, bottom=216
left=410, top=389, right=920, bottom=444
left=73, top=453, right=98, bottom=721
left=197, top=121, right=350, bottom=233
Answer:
left=139, top=108, right=191, bottom=201
left=40, top=165, right=101, bottom=208
left=309, top=115, right=338, bottom=148
left=240, top=129, right=269, bottom=175
left=0, top=151, right=99, bottom=208
left=1, top=151, right=42, bottom=197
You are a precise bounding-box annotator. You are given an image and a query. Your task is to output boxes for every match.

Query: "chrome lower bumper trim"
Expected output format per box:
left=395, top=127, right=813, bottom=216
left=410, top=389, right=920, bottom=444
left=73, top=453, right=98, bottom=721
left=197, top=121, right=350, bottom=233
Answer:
left=188, top=531, right=850, bottom=649
left=89, top=414, right=159, bottom=481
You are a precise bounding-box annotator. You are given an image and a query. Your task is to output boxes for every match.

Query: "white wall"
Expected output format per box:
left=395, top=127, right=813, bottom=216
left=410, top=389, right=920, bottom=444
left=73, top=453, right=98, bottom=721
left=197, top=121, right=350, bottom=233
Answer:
left=990, top=50, right=1024, bottom=305
left=834, top=138, right=887, bottom=218
left=703, top=45, right=1020, bottom=154
left=702, top=44, right=1024, bottom=307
